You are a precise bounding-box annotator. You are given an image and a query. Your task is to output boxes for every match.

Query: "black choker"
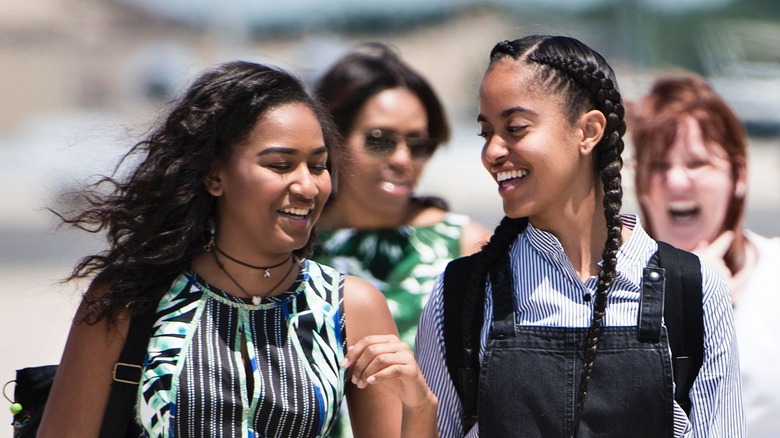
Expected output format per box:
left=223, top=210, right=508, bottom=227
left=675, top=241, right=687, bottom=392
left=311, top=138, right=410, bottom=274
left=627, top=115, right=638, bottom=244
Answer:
left=214, top=246, right=292, bottom=278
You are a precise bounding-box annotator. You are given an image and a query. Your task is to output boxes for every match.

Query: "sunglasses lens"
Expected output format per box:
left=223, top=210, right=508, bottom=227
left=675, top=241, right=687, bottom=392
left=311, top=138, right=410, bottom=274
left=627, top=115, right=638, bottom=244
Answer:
left=364, top=129, right=397, bottom=155
left=406, top=138, right=438, bottom=159
left=363, top=129, right=437, bottom=159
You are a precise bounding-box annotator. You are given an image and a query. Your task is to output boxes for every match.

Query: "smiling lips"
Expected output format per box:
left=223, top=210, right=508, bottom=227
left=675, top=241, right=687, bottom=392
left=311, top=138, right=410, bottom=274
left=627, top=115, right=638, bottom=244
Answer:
left=280, top=207, right=312, bottom=218
left=497, top=169, right=528, bottom=182
left=667, top=201, right=699, bottom=223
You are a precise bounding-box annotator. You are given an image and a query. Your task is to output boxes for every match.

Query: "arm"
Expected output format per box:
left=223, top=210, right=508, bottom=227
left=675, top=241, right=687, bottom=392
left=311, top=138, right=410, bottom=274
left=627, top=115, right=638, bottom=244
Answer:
left=37, top=286, right=129, bottom=438
left=342, top=275, right=438, bottom=438
left=688, top=262, right=746, bottom=436
left=459, top=220, right=492, bottom=256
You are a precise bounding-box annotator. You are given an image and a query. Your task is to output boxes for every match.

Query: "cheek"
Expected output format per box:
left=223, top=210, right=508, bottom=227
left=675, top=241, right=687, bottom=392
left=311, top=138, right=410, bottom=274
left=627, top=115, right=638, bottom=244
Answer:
left=409, top=160, right=428, bottom=183
left=317, top=174, right=332, bottom=201
left=640, top=178, right=668, bottom=219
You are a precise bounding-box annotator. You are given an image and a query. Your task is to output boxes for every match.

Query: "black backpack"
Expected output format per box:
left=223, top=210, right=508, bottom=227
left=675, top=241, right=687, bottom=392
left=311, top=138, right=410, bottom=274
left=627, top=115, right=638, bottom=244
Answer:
left=442, top=240, right=704, bottom=433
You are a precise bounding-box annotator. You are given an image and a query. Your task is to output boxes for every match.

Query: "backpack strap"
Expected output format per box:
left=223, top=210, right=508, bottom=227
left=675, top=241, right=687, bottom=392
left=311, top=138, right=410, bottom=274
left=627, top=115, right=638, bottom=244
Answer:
left=99, top=306, right=157, bottom=438
left=442, top=254, right=481, bottom=433
left=443, top=241, right=705, bottom=428
left=656, top=240, right=704, bottom=416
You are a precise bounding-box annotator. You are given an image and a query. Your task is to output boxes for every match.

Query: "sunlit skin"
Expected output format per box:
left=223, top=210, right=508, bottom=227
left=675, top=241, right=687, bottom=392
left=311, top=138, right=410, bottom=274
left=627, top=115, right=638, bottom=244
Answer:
left=478, top=63, right=596, bottom=226
left=640, top=116, right=742, bottom=253
left=477, top=59, right=624, bottom=279
left=336, top=87, right=431, bottom=228
left=199, top=102, right=331, bottom=293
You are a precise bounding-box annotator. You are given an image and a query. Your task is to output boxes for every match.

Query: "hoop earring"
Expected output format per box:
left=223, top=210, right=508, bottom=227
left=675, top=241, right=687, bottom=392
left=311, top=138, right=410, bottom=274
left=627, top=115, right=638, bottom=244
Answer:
left=203, top=219, right=215, bottom=252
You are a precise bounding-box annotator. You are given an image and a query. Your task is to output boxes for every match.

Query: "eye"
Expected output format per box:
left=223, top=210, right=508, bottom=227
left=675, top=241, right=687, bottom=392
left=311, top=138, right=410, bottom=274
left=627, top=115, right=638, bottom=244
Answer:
left=477, top=130, right=493, bottom=139
left=309, top=162, right=329, bottom=175
left=267, top=162, right=292, bottom=172
left=687, top=159, right=707, bottom=169
left=506, top=125, right=528, bottom=134
left=649, top=161, right=669, bottom=172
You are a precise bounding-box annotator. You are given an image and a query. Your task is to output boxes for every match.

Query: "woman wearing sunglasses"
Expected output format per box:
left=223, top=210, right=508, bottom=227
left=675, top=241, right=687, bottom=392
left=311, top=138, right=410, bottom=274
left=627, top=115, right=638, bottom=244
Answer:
left=313, top=42, right=492, bottom=351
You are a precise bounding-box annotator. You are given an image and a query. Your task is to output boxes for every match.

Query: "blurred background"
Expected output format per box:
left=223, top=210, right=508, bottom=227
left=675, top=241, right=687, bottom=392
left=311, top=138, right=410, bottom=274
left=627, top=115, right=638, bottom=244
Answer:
left=2, top=0, right=779, bottom=416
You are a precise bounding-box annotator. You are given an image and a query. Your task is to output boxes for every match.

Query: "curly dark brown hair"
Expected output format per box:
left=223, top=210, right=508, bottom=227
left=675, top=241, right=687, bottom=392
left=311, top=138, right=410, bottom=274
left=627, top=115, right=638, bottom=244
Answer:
left=55, top=61, right=340, bottom=324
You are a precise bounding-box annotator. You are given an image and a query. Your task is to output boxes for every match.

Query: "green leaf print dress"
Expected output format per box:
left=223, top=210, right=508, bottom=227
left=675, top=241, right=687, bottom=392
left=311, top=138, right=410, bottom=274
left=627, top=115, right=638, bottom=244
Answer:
left=313, top=212, right=470, bottom=348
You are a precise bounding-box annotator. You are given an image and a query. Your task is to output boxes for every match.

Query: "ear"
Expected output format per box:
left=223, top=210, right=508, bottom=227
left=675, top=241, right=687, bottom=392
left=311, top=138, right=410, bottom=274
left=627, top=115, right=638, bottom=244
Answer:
left=734, top=156, right=748, bottom=199
left=203, top=164, right=224, bottom=196
left=577, top=109, right=606, bottom=156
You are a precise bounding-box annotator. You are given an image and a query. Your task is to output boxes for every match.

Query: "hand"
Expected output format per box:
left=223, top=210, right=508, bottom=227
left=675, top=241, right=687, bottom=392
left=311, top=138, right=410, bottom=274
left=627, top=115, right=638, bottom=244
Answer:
left=692, top=230, right=734, bottom=283
left=341, top=334, right=436, bottom=409
left=693, top=230, right=750, bottom=304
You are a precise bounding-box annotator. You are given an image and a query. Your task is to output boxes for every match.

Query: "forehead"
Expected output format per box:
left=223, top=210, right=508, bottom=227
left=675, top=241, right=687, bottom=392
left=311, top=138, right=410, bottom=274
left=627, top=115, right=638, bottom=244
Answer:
left=478, top=59, right=562, bottom=119
left=653, top=116, right=729, bottom=160
left=354, top=87, right=427, bottom=128
left=240, top=102, right=325, bottom=150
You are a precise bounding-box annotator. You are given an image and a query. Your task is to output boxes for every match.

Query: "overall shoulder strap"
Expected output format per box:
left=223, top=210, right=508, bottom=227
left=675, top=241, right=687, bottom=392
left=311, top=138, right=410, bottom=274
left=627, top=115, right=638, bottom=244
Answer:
left=99, top=305, right=157, bottom=438
left=442, top=253, right=481, bottom=432
left=656, top=240, right=704, bottom=416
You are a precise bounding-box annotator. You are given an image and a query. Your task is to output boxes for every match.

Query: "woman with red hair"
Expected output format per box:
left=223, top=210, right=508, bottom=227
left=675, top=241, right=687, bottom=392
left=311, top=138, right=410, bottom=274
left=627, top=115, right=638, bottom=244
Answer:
left=630, top=72, right=780, bottom=437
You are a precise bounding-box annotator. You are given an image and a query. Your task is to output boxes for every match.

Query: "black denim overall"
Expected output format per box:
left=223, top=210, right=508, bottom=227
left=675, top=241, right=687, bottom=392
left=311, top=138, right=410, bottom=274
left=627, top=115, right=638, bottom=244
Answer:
left=477, top=257, right=676, bottom=437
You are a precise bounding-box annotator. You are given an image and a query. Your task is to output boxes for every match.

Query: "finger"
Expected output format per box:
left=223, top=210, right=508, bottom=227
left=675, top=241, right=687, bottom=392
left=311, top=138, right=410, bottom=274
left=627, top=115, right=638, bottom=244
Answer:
left=350, top=343, right=408, bottom=387
left=364, top=361, right=411, bottom=386
left=695, top=231, right=734, bottom=258
left=341, top=334, right=400, bottom=368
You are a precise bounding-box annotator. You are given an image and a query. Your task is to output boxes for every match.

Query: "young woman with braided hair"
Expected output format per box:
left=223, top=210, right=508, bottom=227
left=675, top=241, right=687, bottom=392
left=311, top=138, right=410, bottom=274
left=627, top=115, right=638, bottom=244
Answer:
left=415, top=35, right=744, bottom=437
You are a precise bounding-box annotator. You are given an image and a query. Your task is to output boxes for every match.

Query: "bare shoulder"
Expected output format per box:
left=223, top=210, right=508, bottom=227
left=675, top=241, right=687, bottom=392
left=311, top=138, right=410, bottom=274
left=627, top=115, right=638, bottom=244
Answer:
left=342, top=275, right=398, bottom=344
left=343, top=275, right=387, bottom=308
left=460, top=219, right=493, bottom=255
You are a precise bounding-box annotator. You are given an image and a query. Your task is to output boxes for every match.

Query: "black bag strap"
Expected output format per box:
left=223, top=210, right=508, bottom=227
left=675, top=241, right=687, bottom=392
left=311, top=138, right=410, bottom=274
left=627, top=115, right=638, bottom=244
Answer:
left=99, top=306, right=157, bottom=438
left=656, top=240, right=704, bottom=416
left=442, top=254, right=481, bottom=432
left=443, top=241, right=705, bottom=431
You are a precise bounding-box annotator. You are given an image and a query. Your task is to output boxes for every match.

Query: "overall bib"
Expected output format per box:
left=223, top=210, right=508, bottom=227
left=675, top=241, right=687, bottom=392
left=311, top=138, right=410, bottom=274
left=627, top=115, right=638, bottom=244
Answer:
left=477, top=257, right=676, bottom=437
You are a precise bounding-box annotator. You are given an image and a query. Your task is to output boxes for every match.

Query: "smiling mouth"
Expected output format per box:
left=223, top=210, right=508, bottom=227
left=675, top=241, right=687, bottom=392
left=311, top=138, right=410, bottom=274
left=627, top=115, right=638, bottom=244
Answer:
left=380, top=180, right=411, bottom=191
left=495, top=169, right=528, bottom=188
left=279, top=207, right=311, bottom=219
left=668, top=201, right=699, bottom=223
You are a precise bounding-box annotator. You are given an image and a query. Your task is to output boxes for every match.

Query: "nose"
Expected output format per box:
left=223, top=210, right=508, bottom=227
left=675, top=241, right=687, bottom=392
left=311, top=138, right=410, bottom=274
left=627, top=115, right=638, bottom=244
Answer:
left=290, top=167, right=318, bottom=199
left=482, top=135, right=508, bottom=166
left=664, top=165, right=692, bottom=191
left=387, top=139, right=414, bottom=167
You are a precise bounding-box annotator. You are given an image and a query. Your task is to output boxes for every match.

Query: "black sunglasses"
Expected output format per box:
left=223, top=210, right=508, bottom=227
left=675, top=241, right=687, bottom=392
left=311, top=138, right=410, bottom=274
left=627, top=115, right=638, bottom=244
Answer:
left=363, top=129, right=438, bottom=159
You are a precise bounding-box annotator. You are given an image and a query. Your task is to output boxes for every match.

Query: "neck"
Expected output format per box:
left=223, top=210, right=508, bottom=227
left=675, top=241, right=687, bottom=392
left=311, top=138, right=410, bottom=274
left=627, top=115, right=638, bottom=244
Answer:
left=531, top=196, right=612, bottom=282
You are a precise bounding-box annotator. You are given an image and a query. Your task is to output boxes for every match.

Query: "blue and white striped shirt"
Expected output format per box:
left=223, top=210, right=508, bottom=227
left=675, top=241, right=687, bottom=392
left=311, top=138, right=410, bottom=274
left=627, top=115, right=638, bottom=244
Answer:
left=415, top=215, right=745, bottom=437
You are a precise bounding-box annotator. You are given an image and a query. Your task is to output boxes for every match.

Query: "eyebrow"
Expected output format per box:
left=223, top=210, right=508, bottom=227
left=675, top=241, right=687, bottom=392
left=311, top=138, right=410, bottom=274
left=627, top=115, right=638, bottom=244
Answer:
left=257, top=145, right=328, bottom=156
left=477, top=106, right=538, bottom=123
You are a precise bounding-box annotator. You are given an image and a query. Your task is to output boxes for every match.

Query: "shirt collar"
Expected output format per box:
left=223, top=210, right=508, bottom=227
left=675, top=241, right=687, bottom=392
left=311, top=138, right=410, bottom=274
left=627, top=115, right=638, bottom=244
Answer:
left=522, top=213, right=655, bottom=273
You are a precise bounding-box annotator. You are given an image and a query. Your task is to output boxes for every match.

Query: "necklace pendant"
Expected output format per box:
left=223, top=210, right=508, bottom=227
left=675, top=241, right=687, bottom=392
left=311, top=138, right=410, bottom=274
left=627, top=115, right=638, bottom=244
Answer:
left=264, top=269, right=271, bottom=279
left=252, top=296, right=263, bottom=305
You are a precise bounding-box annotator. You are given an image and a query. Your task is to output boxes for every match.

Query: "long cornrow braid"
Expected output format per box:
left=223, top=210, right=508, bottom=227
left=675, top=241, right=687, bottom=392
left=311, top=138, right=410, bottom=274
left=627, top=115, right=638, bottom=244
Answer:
left=462, top=216, right=529, bottom=353
left=489, top=36, right=626, bottom=437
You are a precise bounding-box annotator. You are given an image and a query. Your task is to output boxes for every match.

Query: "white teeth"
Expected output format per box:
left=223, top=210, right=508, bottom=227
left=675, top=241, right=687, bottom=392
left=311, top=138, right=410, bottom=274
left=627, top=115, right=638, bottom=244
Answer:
left=496, top=169, right=528, bottom=182
left=668, top=201, right=697, bottom=212
left=281, top=208, right=309, bottom=216
left=667, top=201, right=698, bottom=223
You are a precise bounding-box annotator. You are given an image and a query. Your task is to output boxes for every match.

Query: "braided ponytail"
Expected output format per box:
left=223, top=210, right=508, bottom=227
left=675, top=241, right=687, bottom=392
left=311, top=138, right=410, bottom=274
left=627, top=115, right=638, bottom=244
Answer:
left=462, top=216, right=529, bottom=351
left=489, top=36, right=627, bottom=436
